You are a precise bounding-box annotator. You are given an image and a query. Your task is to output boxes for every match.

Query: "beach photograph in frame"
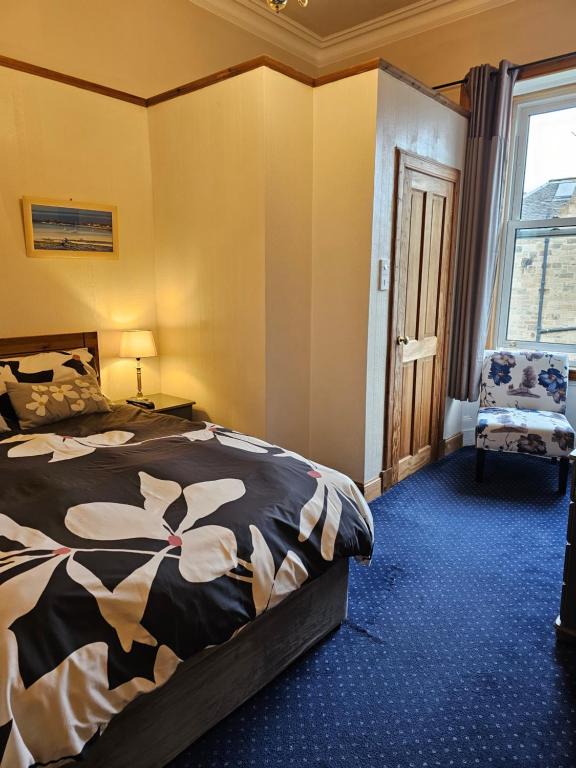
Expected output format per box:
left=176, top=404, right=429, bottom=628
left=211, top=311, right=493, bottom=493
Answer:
left=22, top=197, right=118, bottom=258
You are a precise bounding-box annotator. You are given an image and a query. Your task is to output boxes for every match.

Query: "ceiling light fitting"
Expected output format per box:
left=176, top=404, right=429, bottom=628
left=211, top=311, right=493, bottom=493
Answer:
left=265, top=0, right=308, bottom=13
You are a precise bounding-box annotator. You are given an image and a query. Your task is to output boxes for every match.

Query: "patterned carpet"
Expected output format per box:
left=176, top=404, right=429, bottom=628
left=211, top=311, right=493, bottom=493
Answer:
left=171, top=447, right=576, bottom=768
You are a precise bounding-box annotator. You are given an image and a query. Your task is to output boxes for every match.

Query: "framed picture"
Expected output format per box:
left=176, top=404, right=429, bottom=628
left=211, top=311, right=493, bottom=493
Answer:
left=22, top=197, right=118, bottom=259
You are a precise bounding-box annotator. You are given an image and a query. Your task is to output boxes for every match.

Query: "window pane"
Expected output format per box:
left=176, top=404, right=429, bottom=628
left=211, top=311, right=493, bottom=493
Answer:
left=507, top=229, right=576, bottom=344
left=521, top=106, right=576, bottom=220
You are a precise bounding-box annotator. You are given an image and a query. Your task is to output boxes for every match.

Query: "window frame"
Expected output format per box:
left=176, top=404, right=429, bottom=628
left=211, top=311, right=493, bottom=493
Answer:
left=495, top=87, right=576, bottom=357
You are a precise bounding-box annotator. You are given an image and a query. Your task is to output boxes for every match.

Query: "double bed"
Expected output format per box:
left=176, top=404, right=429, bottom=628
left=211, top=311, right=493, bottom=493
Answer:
left=0, top=332, right=374, bottom=768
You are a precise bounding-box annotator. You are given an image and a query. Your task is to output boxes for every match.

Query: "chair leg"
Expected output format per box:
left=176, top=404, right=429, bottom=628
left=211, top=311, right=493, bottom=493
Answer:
left=476, top=448, right=486, bottom=482
left=559, top=458, right=570, bottom=495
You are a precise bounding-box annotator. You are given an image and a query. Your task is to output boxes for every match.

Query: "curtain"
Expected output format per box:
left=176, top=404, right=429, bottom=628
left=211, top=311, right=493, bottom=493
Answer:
left=448, top=60, right=518, bottom=402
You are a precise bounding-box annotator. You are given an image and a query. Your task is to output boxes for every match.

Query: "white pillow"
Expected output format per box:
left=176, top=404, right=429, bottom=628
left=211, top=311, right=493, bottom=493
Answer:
left=0, top=347, right=93, bottom=382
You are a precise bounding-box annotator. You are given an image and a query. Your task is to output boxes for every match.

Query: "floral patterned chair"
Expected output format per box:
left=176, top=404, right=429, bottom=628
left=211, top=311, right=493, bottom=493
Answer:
left=476, top=350, right=575, bottom=493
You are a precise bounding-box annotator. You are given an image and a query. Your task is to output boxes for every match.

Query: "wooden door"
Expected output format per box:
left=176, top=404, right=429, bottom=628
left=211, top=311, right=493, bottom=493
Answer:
left=384, top=151, right=459, bottom=487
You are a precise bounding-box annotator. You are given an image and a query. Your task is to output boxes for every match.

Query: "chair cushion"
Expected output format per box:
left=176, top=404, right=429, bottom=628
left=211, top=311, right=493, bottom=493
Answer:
left=480, top=350, right=569, bottom=414
left=476, top=407, right=575, bottom=458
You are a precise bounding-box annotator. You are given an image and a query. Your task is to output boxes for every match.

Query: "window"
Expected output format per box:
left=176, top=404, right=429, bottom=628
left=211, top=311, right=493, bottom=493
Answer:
left=496, top=88, right=576, bottom=358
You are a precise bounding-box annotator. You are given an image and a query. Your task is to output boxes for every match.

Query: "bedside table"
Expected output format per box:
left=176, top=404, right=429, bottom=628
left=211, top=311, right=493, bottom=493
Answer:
left=119, top=393, right=196, bottom=421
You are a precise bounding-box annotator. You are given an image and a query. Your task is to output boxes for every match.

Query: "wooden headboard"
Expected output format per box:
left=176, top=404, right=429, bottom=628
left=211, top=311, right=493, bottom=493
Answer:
left=0, top=331, right=100, bottom=379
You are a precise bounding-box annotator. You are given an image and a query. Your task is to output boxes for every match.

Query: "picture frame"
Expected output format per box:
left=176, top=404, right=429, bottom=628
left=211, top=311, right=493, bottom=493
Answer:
left=22, top=197, right=119, bottom=259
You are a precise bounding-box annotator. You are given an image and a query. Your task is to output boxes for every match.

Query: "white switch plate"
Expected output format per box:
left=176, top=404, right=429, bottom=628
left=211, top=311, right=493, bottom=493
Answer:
left=378, top=259, right=389, bottom=291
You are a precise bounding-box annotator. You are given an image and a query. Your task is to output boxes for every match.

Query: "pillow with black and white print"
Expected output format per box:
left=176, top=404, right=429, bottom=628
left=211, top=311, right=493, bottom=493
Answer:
left=6, top=372, right=110, bottom=430
left=0, top=348, right=96, bottom=428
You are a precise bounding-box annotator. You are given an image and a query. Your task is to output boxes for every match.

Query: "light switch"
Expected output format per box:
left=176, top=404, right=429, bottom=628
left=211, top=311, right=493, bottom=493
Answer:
left=378, top=259, right=389, bottom=291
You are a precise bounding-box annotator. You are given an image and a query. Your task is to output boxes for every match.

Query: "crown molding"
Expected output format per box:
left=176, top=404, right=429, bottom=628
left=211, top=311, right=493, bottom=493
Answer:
left=189, top=0, right=517, bottom=67
left=314, top=0, right=517, bottom=64
left=190, top=0, right=320, bottom=64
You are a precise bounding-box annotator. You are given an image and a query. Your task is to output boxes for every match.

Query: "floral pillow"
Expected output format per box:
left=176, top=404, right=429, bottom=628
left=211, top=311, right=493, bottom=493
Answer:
left=6, top=372, right=110, bottom=430
left=0, top=348, right=95, bottom=427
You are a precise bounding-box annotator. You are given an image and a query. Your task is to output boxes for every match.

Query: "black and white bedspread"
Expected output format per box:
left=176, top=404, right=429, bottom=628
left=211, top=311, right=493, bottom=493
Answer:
left=0, top=407, right=373, bottom=767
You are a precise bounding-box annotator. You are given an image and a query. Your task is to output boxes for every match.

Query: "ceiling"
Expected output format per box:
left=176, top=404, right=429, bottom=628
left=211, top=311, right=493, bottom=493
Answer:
left=191, top=0, right=516, bottom=68
left=282, top=0, right=420, bottom=37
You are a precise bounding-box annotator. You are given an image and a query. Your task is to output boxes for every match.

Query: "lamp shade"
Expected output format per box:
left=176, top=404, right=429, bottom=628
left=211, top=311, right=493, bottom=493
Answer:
left=119, top=330, right=157, bottom=359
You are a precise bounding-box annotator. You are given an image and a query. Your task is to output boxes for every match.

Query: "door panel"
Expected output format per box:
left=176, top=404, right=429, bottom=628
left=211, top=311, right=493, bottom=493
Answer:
left=417, top=356, right=434, bottom=450
left=404, top=189, right=424, bottom=341
left=399, top=362, right=415, bottom=458
left=385, top=152, right=459, bottom=487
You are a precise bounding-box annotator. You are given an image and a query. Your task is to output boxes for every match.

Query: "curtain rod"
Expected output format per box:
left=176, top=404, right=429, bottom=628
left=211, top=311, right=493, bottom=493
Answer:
left=433, top=49, right=576, bottom=91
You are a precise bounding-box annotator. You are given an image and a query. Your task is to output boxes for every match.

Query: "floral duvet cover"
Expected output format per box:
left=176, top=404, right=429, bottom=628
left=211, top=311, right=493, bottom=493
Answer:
left=0, top=406, right=373, bottom=767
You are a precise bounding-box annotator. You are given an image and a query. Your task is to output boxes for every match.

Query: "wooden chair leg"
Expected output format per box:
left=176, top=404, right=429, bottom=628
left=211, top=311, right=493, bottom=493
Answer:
left=559, top=458, right=570, bottom=495
left=476, top=448, right=486, bottom=482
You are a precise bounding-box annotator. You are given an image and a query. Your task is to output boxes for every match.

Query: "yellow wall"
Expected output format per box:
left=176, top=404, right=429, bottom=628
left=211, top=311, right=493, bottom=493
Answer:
left=0, top=0, right=571, bottom=480
left=1, top=0, right=574, bottom=104
left=263, top=70, right=313, bottom=454
left=0, top=67, right=160, bottom=399
left=0, top=61, right=313, bottom=452
left=149, top=67, right=385, bottom=478
left=310, top=72, right=379, bottom=481
left=0, top=0, right=313, bottom=97
left=149, top=71, right=268, bottom=437
left=149, top=68, right=313, bottom=454
left=321, top=0, right=576, bottom=98
left=0, top=59, right=465, bottom=481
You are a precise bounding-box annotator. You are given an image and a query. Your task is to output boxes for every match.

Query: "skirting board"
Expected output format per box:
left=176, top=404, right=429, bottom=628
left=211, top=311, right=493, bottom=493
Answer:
left=441, top=432, right=464, bottom=457
left=380, top=433, right=464, bottom=491
left=82, top=559, right=349, bottom=768
left=356, top=476, right=382, bottom=501
left=381, top=466, right=394, bottom=491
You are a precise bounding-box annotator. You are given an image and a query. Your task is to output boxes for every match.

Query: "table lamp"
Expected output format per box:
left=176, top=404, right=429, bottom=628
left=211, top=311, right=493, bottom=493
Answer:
left=119, top=330, right=157, bottom=403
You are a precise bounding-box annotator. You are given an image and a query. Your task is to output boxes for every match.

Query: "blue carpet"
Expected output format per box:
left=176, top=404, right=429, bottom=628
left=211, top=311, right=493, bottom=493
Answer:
left=171, top=448, right=576, bottom=768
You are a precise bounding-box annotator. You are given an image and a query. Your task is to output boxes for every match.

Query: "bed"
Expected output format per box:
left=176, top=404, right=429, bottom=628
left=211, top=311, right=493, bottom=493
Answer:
left=0, top=332, right=374, bottom=768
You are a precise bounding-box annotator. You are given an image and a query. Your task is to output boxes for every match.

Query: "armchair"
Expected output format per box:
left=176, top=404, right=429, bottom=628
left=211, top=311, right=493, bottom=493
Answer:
left=476, top=350, right=574, bottom=493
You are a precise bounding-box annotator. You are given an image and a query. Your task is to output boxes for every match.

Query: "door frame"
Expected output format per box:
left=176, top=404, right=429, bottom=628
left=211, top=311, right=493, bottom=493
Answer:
left=382, top=149, right=460, bottom=489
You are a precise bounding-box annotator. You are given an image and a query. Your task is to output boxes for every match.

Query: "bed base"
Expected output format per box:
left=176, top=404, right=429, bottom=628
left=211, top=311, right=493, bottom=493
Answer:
left=82, top=559, right=349, bottom=768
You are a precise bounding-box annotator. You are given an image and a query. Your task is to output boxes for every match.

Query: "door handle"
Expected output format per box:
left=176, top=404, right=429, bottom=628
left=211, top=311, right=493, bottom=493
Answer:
left=397, top=335, right=411, bottom=345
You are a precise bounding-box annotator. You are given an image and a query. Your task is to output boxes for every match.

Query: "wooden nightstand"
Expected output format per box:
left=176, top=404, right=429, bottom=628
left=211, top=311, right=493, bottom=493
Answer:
left=118, top=393, right=196, bottom=421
